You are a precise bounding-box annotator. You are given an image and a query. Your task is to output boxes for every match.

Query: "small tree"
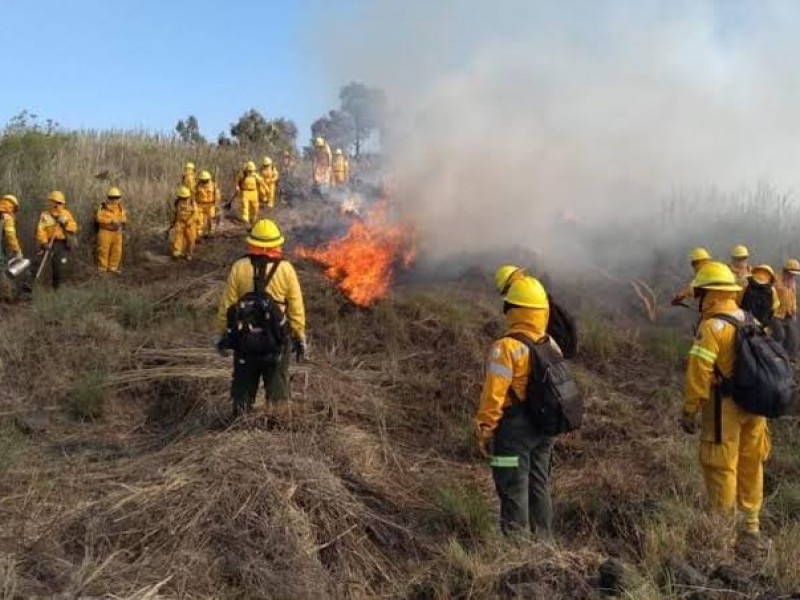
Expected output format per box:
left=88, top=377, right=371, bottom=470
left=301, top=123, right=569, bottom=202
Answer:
left=310, top=110, right=355, bottom=153
left=230, top=109, right=298, bottom=154
left=339, top=82, right=387, bottom=157
left=175, top=115, right=206, bottom=144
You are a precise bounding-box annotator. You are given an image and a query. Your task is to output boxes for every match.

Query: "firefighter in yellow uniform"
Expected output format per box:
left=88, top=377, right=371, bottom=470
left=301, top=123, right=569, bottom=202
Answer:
left=215, top=219, right=306, bottom=417
left=182, top=162, right=197, bottom=193
left=95, top=187, right=127, bottom=273
left=682, top=261, right=769, bottom=538
left=475, top=277, right=556, bottom=537
left=170, top=186, right=199, bottom=260
left=332, top=149, right=349, bottom=187
left=0, top=194, right=23, bottom=261
left=237, top=161, right=267, bottom=226
left=671, top=247, right=712, bottom=305
left=36, top=191, right=78, bottom=289
left=195, top=170, right=221, bottom=238
left=774, top=258, right=800, bottom=358
left=729, top=245, right=751, bottom=288
left=312, top=137, right=333, bottom=191
left=260, top=157, right=280, bottom=208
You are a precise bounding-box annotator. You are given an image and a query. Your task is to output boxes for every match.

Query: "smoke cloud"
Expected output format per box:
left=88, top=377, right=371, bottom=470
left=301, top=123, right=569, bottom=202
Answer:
left=317, top=1, right=800, bottom=273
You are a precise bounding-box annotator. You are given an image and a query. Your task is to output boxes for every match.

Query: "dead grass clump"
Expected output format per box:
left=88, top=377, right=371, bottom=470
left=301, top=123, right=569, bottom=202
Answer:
left=18, top=430, right=408, bottom=598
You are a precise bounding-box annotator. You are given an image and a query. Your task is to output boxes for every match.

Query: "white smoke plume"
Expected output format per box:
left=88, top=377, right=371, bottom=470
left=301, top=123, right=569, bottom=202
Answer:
left=317, top=1, right=800, bottom=272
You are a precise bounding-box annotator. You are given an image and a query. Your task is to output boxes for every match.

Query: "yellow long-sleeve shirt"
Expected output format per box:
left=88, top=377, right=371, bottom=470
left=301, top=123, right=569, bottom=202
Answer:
left=1, top=212, right=21, bottom=256
left=684, top=296, right=742, bottom=417
left=775, top=279, right=797, bottom=319
left=172, top=197, right=199, bottom=225
left=236, top=173, right=268, bottom=200
left=216, top=256, right=305, bottom=338
left=95, top=201, right=127, bottom=231
left=475, top=307, right=550, bottom=434
left=36, top=207, right=78, bottom=247
left=195, top=182, right=221, bottom=205
left=260, top=165, right=280, bottom=186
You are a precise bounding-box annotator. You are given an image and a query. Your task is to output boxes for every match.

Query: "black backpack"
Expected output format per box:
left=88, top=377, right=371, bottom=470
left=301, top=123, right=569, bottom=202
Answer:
left=712, top=313, right=794, bottom=420
left=506, top=332, right=584, bottom=435
left=547, top=295, right=578, bottom=359
left=740, top=279, right=775, bottom=326
left=225, top=257, right=288, bottom=360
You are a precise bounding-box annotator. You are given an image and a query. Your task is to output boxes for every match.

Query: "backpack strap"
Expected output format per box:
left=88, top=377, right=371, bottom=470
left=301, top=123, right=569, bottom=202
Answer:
left=502, top=332, right=549, bottom=404
left=248, top=255, right=282, bottom=295
left=708, top=312, right=747, bottom=445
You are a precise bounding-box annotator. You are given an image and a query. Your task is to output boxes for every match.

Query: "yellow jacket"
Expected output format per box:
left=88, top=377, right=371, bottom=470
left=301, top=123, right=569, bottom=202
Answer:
left=195, top=181, right=221, bottom=205
left=216, top=256, right=305, bottom=338
left=36, top=207, right=78, bottom=247
left=260, top=165, right=280, bottom=185
left=333, top=155, right=349, bottom=178
left=182, top=172, right=196, bottom=192
left=237, top=173, right=267, bottom=199
left=475, top=306, right=550, bottom=434
left=0, top=210, right=21, bottom=256
left=684, top=294, right=742, bottom=417
left=775, top=279, right=797, bottom=319
left=172, top=198, right=199, bottom=225
left=95, top=201, right=127, bottom=231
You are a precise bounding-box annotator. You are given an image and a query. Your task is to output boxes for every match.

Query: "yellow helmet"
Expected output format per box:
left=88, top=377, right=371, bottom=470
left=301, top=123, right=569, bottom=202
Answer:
left=690, top=247, right=711, bottom=263
left=751, top=264, right=775, bottom=284
left=262, top=156, right=273, bottom=166
left=783, top=258, right=800, bottom=274
left=106, top=186, right=122, bottom=199
left=335, top=148, right=343, bottom=156
left=176, top=185, right=192, bottom=199
left=314, top=137, right=325, bottom=147
left=247, top=219, right=285, bottom=248
left=1, top=194, right=19, bottom=210
left=494, top=264, right=526, bottom=295
left=47, top=190, right=66, bottom=204
left=198, top=170, right=212, bottom=181
left=691, top=261, right=742, bottom=292
left=505, top=277, right=549, bottom=309
left=245, top=161, right=256, bottom=172
left=731, top=245, right=750, bottom=259
left=185, top=162, right=196, bottom=171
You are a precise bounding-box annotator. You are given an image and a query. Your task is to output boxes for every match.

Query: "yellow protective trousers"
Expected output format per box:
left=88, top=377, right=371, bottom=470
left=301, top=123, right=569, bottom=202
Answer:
left=97, top=229, right=123, bottom=272
left=172, top=221, right=197, bottom=258
left=265, top=183, right=277, bottom=208
left=240, top=191, right=259, bottom=226
left=700, top=395, right=770, bottom=532
left=197, top=204, right=216, bottom=237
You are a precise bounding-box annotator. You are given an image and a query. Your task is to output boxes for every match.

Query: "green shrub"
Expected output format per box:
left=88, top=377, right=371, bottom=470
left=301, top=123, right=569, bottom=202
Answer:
left=0, top=424, right=27, bottom=474
left=71, top=371, right=108, bottom=420
left=431, top=484, right=495, bottom=542
left=646, top=328, right=690, bottom=370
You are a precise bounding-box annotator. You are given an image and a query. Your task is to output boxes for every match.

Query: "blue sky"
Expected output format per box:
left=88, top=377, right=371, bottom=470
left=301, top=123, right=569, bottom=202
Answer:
left=0, top=0, right=347, bottom=142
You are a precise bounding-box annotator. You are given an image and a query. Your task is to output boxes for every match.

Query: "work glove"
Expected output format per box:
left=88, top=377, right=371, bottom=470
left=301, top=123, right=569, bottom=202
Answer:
left=680, top=410, right=699, bottom=434
left=215, top=335, right=230, bottom=357
left=56, top=215, right=68, bottom=226
left=475, top=425, right=493, bottom=459
left=292, top=337, right=307, bottom=363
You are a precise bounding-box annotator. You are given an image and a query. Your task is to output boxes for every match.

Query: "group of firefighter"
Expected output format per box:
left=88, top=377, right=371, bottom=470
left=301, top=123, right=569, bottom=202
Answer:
left=475, top=247, right=797, bottom=549
left=0, top=136, right=351, bottom=289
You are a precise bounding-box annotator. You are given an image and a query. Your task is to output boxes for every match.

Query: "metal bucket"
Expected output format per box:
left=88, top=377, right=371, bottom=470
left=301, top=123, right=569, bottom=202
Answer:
left=6, top=256, right=31, bottom=278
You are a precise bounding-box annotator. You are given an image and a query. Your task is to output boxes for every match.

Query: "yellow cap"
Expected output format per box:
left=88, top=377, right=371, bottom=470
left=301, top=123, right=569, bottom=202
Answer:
left=731, top=245, right=749, bottom=259
left=751, top=264, right=775, bottom=284
left=1, top=194, right=19, bottom=209
left=784, top=258, right=800, bottom=274
left=247, top=219, right=285, bottom=248
left=505, top=277, right=549, bottom=309
left=245, top=161, right=256, bottom=172
left=176, top=185, right=192, bottom=199
left=494, top=264, right=525, bottom=295
left=185, top=162, right=195, bottom=171
left=198, top=170, right=212, bottom=181
left=691, top=261, right=742, bottom=292
left=315, top=137, right=325, bottom=147
left=262, top=156, right=273, bottom=166
left=335, top=148, right=343, bottom=155
left=690, top=247, right=711, bottom=263
left=106, top=186, right=122, bottom=199
left=47, top=190, right=66, bottom=204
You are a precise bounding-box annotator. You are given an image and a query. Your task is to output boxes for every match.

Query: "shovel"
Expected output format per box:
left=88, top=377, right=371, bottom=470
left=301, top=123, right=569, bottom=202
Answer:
left=34, top=235, right=56, bottom=282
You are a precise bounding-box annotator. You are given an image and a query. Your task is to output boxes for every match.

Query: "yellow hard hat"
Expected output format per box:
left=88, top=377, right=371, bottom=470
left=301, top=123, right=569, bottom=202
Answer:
left=185, top=162, right=196, bottom=171
left=198, top=170, right=212, bottom=181
left=690, top=247, right=711, bottom=263
left=731, top=245, right=749, bottom=259
left=47, top=190, right=66, bottom=204
left=335, top=148, right=343, bottom=155
left=245, top=161, right=256, bottom=172
left=751, top=264, right=775, bottom=284
left=691, top=261, right=742, bottom=292
left=315, top=137, right=325, bottom=147
left=176, top=185, right=192, bottom=199
left=247, top=219, right=285, bottom=248
left=262, top=156, right=273, bottom=166
left=494, top=264, right=525, bottom=295
left=505, top=277, right=549, bottom=309
left=1, top=194, right=19, bottom=210
left=783, top=258, right=800, bottom=274
left=106, top=186, right=122, bottom=199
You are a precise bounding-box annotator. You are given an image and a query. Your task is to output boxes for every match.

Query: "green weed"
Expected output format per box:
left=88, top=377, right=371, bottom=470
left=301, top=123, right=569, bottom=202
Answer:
left=431, top=484, right=496, bottom=542
left=70, top=371, right=108, bottom=420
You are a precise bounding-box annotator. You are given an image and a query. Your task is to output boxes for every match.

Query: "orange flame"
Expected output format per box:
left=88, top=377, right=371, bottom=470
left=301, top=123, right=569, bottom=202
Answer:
left=296, top=200, right=416, bottom=306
